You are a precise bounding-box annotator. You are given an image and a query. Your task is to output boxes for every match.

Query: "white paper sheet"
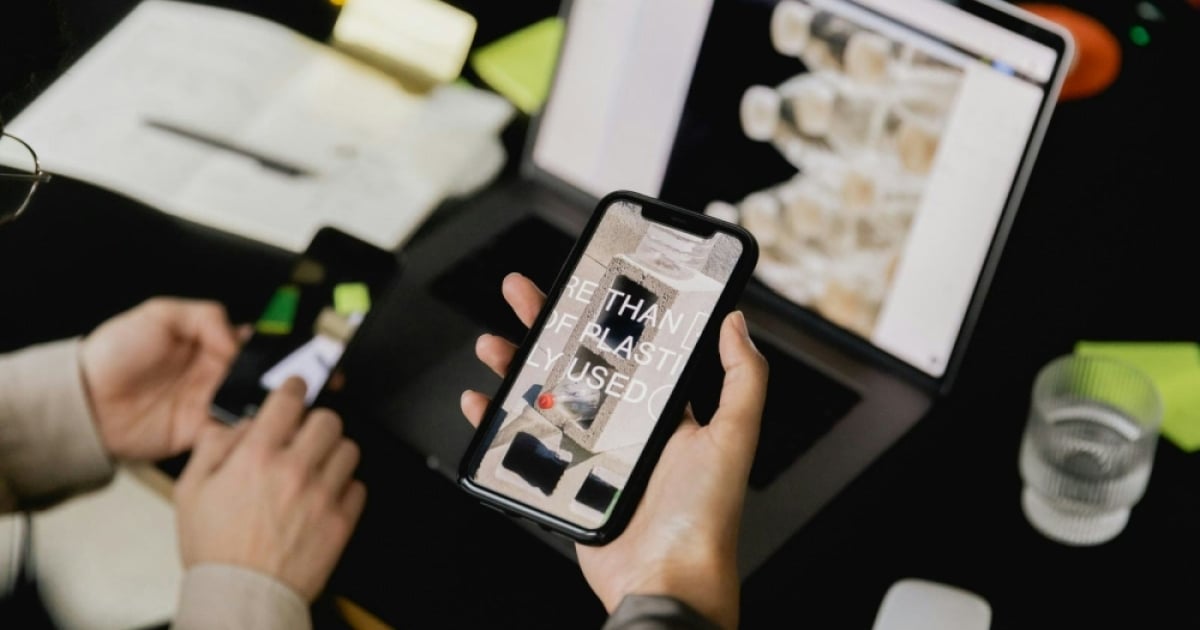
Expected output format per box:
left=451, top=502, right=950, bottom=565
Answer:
left=9, top=0, right=514, bottom=252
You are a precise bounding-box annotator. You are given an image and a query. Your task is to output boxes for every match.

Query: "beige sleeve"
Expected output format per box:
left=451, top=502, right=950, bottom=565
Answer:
left=601, top=595, right=724, bottom=630
left=0, top=338, right=115, bottom=513
left=172, top=564, right=311, bottom=630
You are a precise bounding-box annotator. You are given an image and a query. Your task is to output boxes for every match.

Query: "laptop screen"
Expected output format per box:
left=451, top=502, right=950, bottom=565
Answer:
left=530, top=0, right=1071, bottom=379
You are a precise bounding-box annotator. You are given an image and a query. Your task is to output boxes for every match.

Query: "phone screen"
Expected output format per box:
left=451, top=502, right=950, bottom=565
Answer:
left=465, top=198, right=747, bottom=530
left=211, top=228, right=398, bottom=423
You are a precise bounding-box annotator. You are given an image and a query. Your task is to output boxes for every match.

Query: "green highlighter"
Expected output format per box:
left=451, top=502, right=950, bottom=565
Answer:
left=256, top=285, right=301, bottom=335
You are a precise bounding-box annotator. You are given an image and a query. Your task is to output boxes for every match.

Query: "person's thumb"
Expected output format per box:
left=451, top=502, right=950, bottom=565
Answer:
left=709, top=311, right=768, bottom=465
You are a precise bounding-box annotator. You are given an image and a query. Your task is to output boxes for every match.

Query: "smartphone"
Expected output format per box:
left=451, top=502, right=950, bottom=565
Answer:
left=210, top=226, right=400, bottom=424
left=458, top=190, right=759, bottom=544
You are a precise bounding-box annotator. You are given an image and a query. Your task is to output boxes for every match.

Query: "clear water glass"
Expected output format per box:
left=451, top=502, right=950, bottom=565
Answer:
left=1018, top=354, right=1163, bottom=546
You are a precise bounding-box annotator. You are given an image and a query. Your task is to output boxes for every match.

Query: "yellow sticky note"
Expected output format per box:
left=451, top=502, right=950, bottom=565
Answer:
left=332, top=0, right=477, bottom=89
left=334, top=282, right=371, bottom=316
left=469, top=17, right=564, bottom=114
left=1075, top=341, right=1200, bottom=452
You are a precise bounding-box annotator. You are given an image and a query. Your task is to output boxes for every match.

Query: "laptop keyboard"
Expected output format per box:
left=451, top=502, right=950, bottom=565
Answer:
left=431, top=213, right=861, bottom=490
left=687, top=335, right=861, bottom=489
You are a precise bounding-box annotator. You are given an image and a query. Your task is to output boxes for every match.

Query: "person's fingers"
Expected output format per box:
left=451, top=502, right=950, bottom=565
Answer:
left=182, top=421, right=250, bottom=478
left=476, top=333, right=518, bottom=378
left=339, top=480, right=368, bottom=527
left=659, top=402, right=701, bottom=449
left=326, top=369, right=346, bottom=393
left=245, top=376, right=308, bottom=449
left=708, top=311, right=769, bottom=463
left=319, top=439, right=360, bottom=493
left=460, top=390, right=490, bottom=428
left=501, top=272, right=546, bottom=329
left=680, top=402, right=701, bottom=429
left=289, top=408, right=343, bottom=466
left=151, top=298, right=239, bottom=361
left=236, top=324, right=254, bottom=344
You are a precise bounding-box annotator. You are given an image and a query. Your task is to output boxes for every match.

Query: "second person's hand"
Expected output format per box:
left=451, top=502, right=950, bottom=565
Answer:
left=80, top=297, right=241, bottom=461
left=174, top=376, right=367, bottom=602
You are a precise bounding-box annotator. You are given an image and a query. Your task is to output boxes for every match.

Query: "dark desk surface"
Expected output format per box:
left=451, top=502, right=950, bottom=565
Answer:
left=3, top=1, right=1199, bottom=629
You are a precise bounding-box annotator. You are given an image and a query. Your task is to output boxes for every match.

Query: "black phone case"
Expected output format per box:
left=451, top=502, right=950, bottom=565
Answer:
left=457, top=190, right=760, bottom=545
left=209, top=226, right=401, bottom=425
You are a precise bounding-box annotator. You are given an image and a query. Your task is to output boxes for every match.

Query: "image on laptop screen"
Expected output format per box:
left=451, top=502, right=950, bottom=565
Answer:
left=659, top=0, right=1061, bottom=378
left=532, top=0, right=1066, bottom=380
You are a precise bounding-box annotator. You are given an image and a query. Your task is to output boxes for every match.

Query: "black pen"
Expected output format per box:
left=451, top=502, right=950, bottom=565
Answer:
left=143, top=118, right=315, bottom=178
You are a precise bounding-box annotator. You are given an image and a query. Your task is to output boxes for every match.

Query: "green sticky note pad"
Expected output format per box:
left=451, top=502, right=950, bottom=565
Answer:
left=334, top=282, right=371, bottom=316
left=469, top=17, right=564, bottom=114
left=1075, top=341, right=1200, bottom=452
left=256, top=285, right=300, bottom=335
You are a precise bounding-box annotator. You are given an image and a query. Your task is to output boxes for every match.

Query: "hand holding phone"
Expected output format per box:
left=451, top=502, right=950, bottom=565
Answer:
left=458, top=191, right=760, bottom=546
left=461, top=273, right=768, bottom=629
left=78, top=297, right=242, bottom=461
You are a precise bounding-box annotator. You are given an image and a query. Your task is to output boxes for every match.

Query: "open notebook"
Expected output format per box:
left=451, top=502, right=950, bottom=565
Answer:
left=6, top=0, right=514, bottom=253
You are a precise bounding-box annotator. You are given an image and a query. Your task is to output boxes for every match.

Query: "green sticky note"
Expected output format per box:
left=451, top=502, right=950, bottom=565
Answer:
left=256, top=285, right=300, bottom=335
left=334, top=282, right=371, bottom=316
left=1075, top=341, right=1200, bottom=452
left=469, top=17, right=564, bottom=114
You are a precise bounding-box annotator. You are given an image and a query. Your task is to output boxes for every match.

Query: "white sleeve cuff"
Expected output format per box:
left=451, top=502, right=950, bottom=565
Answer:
left=0, top=338, right=115, bottom=510
left=173, top=563, right=311, bottom=630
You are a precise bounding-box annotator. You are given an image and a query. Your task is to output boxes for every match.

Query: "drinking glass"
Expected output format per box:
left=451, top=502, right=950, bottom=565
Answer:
left=1019, top=354, right=1163, bottom=545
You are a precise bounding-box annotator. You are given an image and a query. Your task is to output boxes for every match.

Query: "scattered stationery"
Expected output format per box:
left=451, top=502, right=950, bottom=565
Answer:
left=469, top=17, right=565, bottom=115
left=330, top=0, right=478, bottom=89
left=1075, top=340, right=1200, bottom=452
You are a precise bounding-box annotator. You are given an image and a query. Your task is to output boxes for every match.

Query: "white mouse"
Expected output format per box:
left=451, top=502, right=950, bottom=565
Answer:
left=871, top=578, right=992, bottom=630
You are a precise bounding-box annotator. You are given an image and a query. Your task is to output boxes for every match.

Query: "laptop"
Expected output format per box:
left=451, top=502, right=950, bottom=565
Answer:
left=358, top=0, right=1074, bottom=578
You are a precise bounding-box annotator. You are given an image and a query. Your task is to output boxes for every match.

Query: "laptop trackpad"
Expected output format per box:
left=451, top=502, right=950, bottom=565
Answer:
left=688, top=336, right=862, bottom=489
left=428, top=215, right=575, bottom=341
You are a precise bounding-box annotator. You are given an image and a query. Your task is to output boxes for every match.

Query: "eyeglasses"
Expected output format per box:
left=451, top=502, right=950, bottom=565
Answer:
left=0, top=127, right=52, bottom=226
